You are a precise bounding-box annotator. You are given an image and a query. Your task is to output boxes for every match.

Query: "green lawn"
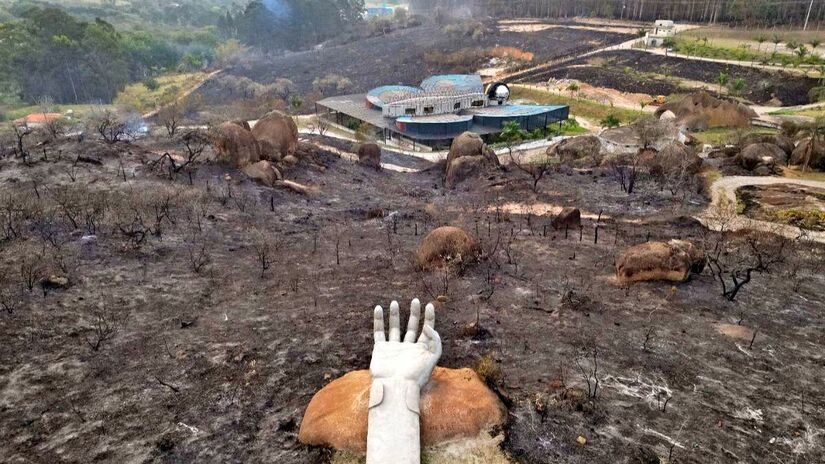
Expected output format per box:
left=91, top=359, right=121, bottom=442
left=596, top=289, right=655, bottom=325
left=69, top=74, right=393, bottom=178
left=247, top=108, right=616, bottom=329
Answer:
left=1, top=103, right=114, bottom=122
left=668, top=37, right=822, bottom=68
left=691, top=126, right=778, bottom=146
left=770, top=106, right=825, bottom=118
left=511, top=85, right=641, bottom=126
left=680, top=26, right=825, bottom=46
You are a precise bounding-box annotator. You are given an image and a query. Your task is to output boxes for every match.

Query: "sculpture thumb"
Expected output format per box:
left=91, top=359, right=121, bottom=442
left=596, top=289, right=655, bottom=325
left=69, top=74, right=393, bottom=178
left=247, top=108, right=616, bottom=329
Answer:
left=423, top=325, right=442, bottom=359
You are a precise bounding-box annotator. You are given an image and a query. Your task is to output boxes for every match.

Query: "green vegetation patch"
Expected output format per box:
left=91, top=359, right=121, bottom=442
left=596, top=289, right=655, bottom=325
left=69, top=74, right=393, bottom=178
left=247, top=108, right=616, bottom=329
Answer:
left=774, top=208, right=825, bottom=230
left=669, top=36, right=825, bottom=68
left=691, top=126, right=778, bottom=146
left=114, top=72, right=207, bottom=114
left=511, top=85, right=639, bottom=125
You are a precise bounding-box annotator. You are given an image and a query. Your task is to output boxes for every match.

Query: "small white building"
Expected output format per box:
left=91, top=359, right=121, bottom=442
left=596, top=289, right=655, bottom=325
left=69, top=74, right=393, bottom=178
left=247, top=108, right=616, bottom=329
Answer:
left=645, top=20, right=675, bottom=47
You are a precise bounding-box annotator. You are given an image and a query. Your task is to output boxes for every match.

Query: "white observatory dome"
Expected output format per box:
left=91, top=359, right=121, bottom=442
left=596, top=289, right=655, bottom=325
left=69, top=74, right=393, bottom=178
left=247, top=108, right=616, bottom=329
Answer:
left=494, top=85, right=510, bottom=101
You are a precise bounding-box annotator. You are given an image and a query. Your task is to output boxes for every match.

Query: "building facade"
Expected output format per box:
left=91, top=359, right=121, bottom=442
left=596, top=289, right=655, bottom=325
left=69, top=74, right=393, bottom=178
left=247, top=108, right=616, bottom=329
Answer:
left=316, top=74, right=569, bottom=149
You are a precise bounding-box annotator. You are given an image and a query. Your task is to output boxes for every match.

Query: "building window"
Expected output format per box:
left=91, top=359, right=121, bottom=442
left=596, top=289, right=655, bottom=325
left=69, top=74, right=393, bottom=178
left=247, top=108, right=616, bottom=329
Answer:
left=454, top=102, right=461, bottom=110
left=405, top=108, right=416, bottom=115
left=424, top=106, right=434, bottom=115
left=471, top=100, right=484, bottom=107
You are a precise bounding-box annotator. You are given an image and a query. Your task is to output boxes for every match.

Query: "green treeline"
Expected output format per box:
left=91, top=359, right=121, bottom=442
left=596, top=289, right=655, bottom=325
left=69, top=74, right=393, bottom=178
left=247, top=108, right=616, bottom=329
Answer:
left=0, top=8, right=181, bottom=105
left=475, top=0, right=825, bottom=26
left=0, top=0, right=366, bottom=106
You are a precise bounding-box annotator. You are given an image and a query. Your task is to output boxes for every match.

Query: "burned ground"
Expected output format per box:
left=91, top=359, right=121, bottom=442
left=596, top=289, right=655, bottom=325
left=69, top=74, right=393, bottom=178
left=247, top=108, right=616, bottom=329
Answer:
left=519, top=50, right=818, bottom=106
left=534, top=64, right=682, bottom=99
left=194, top=24, right=632, bottom=119
left=1, top=135, right=823, bottom=464
left=738, top=184, right=825, bottom=231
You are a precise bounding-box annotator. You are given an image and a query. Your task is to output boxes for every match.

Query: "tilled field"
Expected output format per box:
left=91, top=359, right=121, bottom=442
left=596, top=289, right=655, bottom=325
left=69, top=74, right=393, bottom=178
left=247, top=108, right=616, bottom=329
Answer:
left=1, top=136, right=824, bottom=464
left=520, top=49, right=818, bottom=106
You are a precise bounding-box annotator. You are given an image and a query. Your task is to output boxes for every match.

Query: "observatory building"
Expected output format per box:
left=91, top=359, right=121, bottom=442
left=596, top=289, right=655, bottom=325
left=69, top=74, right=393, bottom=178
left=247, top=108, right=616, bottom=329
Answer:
left=315, top=74, right=569, bottom=149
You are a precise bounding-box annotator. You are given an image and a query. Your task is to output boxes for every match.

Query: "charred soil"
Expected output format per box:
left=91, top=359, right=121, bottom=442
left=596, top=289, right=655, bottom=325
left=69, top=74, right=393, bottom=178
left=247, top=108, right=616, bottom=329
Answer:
left=0, top=136, right=823, bottom=464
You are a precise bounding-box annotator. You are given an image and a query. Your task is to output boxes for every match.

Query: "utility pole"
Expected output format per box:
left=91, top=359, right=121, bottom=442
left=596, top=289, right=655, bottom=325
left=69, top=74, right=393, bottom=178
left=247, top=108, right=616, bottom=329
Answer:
left=805, top=0, right=815, bottom=31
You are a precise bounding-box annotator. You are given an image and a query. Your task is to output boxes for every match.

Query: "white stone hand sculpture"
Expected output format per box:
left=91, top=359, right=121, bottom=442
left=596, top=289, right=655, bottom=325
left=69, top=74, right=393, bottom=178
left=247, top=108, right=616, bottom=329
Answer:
left=367, top=299, right=441, bottom=464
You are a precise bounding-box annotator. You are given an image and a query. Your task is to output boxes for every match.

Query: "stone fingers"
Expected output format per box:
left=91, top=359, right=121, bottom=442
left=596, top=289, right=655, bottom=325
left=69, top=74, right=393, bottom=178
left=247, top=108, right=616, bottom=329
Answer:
left=403, top=299, right=421, bottom=343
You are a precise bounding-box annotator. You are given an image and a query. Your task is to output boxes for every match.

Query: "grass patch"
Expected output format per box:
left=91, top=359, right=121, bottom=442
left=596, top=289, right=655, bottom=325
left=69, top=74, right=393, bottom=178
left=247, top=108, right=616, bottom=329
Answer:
left=114, top=72, right=207, bottom=114
left=770, top=106, right=825, bottom=118
left=669, top=36, right=823, bottom=68
left=511, top=85, right=640, bottom=126
left=774, top=208, right=825, bottom=230
left=1, top=103, right=113, bottom=122
left=680, top=26, right=825, bottom=46
left=691, top=126, right=778, bottom=146
left=782, top=166, right=825, bottom=181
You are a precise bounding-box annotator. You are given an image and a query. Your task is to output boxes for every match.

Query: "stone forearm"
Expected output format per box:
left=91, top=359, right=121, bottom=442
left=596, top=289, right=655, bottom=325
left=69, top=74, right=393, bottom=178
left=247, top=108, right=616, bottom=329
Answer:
left=366, top=378, right=421, bottom=464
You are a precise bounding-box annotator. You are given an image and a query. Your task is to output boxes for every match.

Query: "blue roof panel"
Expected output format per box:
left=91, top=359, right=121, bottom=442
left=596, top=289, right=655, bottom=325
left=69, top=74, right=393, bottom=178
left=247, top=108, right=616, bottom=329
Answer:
left=470, top=104, right=567, bottom=118
left=367, top=85, right=422, bottom=108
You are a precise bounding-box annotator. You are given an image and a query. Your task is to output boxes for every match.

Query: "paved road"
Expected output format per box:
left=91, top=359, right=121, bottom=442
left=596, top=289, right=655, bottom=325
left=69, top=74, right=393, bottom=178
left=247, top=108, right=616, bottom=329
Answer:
left=698, top=175, right=825, bottom=243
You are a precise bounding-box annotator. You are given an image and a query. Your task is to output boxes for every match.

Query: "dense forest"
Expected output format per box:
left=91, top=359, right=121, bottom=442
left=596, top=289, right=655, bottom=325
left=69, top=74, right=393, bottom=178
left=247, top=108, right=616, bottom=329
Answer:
left=0, top=0, right=366, bottom=106
left=474, top=0, right=825, bottom=27
left=0, top=7, right=205, bottom=105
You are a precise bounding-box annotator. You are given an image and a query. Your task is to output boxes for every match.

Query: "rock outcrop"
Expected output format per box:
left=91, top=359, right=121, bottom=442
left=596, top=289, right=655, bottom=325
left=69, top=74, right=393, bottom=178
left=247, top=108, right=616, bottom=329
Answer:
left=445, top=132, right=499, bottom=188
left=416, top=226, right=480, bottom=270
left=298, top=367, right=506, bottom=452
left=214, top=122, right=261, bottom=168
left=547, top=135, right=602, bottom=166
left=357, top=142, right=382, bottom=170
left=551, top=207, right=581, bottom=231
left=616, top=240, right=705, bottom=284
left=252, top=110, right=298, bottom=161
left=742, top=133, right=795, bottom=156
left=654, top=92, right=757, bottom=130
left=790, top=138, right=825, bottom=170
left=242, top=160, right=282, bottom=187
left=736, top=143, right=786, bottom=174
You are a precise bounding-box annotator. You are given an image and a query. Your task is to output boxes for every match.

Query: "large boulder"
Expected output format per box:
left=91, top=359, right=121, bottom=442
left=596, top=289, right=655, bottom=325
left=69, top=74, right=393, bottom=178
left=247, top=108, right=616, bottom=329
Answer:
left=654, top=92, right=757, bottom=130
left=736, top=143, right=786, bottom=173
left=742, top=133, right=795, bottom=156
left=616, top=240, right=705, bottom=284
left=446, top=132, right=498, bottom=166
left=298, top=367, right=506, bottom=452
left=445, top=132, right=499, bottom=188
left=547, top=135, right=601, bottom=166
left=446, top=156, right=487, bottom=190
left=708, top=146, right=740, bottom=159
left=790, top=138, right=825, bottom=170
left=214, top=122, right=261, bottom=168
left=551, top=207, right=581, bottom=231
left=230, top=119, right=252, bottom=131
left=357, top=142, right=381, bottom=170
left=242, top=160, right=282, bottom=187
left=416, top=226, right=480, bottom=270
left=252, top=110, right=298, bottom=161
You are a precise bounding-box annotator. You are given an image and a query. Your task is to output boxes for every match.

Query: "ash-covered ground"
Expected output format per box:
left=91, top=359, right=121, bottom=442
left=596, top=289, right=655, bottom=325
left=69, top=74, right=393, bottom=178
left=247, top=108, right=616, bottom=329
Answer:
left=1, top=135, right=823, bottom=464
